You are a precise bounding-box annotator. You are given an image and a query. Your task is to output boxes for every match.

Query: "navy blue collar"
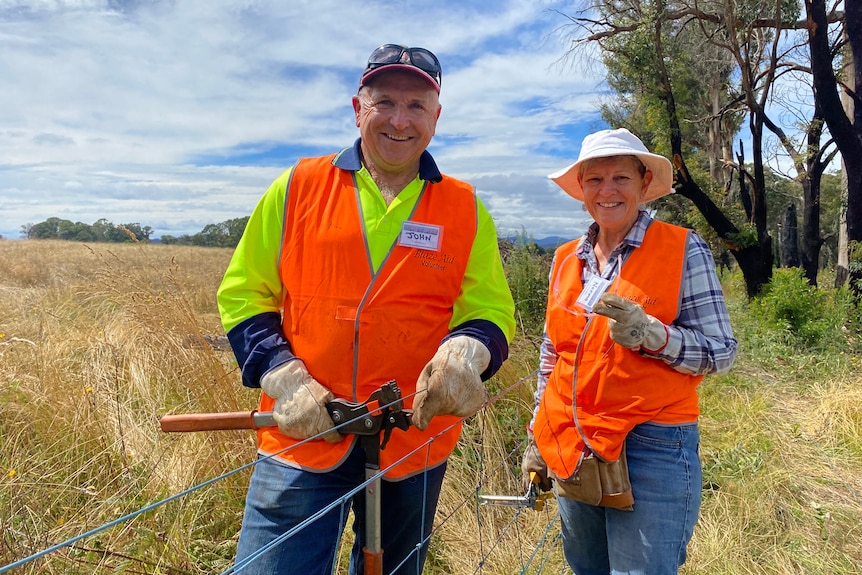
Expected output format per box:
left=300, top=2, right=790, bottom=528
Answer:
left=332, top=138, right=443, bottom=183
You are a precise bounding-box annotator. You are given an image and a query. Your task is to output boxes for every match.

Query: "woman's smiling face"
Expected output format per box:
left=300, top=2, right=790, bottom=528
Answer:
left=579, top=155, right=652, bottom=237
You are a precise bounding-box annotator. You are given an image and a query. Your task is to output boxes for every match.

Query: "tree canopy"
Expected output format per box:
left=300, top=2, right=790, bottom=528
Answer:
left=21, top=218, right=153, bottom=243
left=18, top=216, right=250, bottom=248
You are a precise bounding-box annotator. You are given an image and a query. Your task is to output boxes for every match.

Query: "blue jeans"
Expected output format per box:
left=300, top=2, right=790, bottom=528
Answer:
left=557, top=422, right=701, bottom=575
left=234, top=441, right=446, bottom=575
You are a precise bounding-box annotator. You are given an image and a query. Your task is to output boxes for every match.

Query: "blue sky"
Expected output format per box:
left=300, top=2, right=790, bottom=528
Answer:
left=1, top=0, right=613, bottom=240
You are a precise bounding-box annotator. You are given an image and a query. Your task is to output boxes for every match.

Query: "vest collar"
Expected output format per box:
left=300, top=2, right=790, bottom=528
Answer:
left=332, top=138, right=443, bottom=184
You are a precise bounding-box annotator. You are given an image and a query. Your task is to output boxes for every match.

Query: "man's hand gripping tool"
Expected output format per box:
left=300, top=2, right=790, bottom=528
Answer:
left=158, top=380, right=412, bottom=575
left=158, top=379, right=412, bottom=443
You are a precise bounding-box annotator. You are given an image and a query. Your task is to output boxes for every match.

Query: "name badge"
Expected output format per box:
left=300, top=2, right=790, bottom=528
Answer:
left=398, top=222, right=442, bottom=251
left=577, top=275, right=612, bottom=312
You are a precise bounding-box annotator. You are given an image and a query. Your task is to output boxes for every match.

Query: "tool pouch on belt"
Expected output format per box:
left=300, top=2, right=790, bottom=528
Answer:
left=551, top=447, right=634, bottom=511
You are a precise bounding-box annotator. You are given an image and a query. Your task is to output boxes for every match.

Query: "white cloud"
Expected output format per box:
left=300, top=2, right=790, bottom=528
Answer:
left=0, top=0, right=605, bottom=240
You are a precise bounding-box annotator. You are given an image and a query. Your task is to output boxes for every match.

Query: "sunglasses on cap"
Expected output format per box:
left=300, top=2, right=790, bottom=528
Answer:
left=363, top=44, right=442, bottom=87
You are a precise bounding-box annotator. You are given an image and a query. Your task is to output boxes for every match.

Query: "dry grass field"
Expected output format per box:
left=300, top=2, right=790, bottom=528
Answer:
left=1, top=239, right=861, bottom=574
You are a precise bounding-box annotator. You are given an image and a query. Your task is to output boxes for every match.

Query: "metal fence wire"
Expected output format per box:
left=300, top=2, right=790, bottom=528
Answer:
left=1, top=369, right=571, bottom=575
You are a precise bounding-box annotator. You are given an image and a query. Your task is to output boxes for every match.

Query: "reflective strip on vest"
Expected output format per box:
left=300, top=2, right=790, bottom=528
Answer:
left=256, top=154, right=479, bottom=478
left=534, top=221, right=702, bottom=479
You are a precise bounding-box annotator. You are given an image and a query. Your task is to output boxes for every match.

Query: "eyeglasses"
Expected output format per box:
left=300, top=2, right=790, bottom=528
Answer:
left=364, top=44, right=442, bottom=87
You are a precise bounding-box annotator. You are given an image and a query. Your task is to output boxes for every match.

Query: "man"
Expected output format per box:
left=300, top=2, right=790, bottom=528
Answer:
left=217, top=44, right=515, bottom=575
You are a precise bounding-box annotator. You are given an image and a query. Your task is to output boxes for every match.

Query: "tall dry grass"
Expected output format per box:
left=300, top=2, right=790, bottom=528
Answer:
left=1, top=240, right=256, bottom=574
left=1, top=240, right=861, bottom=574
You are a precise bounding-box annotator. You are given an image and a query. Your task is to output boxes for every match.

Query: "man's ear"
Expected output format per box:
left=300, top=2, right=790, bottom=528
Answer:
left=352, top=95, right=362, bottom=127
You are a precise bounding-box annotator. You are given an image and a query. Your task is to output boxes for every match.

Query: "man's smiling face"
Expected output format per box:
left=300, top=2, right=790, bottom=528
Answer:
left=353, top=70, right=441, bottom=179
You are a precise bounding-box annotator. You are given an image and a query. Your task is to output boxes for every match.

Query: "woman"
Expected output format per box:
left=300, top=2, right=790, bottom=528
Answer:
left=522, top=128, right=737, bottom=575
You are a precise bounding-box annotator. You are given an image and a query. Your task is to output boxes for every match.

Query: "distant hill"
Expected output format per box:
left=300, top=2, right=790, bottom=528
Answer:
left=534, top=236, right=572, bottom=249
left=505, top=235, right=573, bottom=250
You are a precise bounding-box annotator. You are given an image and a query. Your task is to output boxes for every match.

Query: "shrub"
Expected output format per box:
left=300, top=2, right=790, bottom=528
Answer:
left=749, top=267, right=850, bottom=351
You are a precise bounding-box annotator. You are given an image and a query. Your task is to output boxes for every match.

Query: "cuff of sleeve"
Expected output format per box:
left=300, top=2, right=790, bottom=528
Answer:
left=444, top=319, right=509, bottom=381
left=641, top=324, right=678, bottom=358
left=641, top=323, right=669, bottom=354
left=226, top=312, right=295, bottom=388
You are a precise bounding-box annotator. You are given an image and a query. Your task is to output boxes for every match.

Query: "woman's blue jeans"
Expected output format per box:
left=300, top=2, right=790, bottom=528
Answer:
left=557, top=422, right=701, bottom=575
left=234, top=441, right=446, bottom=575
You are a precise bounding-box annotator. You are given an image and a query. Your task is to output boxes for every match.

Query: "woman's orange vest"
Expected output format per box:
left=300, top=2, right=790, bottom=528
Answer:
left=534, top=221, right=703, bottom=479
left=256, top=154, right=479, bottom=479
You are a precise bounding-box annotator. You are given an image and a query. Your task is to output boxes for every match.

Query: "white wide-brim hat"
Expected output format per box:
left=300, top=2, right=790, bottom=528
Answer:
left=548, top=128, right=674, bottom=203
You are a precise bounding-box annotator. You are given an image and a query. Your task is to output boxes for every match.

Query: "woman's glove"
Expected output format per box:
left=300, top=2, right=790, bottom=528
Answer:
left=412, top=336, right=491, bottom=431
left=260, top=360, right=343, bottom=443
left=592, top=293, right=668, bottom=352
left=521, top=431, right=553, bottom=492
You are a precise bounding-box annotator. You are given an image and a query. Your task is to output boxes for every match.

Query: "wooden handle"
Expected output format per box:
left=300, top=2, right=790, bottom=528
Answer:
left=159, top=410, right=273, bottom=432
left=363, top=547, right=383, bottom=575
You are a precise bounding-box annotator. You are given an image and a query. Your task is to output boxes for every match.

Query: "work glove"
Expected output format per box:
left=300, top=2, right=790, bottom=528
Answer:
left=260, top=360, right=343, bottom=443
left=521, top=431, right=553, bottom=493
left=412, top=336, right=491, bottom=431
left=592, top=293, right=669, bottom=352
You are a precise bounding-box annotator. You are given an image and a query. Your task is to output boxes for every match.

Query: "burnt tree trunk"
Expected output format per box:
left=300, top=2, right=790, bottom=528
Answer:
left=654, top=16, right=770, bottom=297
left=800, top=176, right=824, bottom=285
left=748, top=114, right=774, bottom=291
left=782, top=204, right=801, bottom=268
left=736, top=142, right=753, bottom=221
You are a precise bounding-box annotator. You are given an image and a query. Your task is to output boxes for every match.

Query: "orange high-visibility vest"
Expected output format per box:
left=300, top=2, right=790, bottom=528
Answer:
left=256, top=154, right=479, bottom=478
left=534, top=221, right=702, bottom=480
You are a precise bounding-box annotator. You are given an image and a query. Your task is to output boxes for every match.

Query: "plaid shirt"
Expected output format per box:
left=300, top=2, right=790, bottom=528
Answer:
left=532, top=211, right=737, bottom=425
